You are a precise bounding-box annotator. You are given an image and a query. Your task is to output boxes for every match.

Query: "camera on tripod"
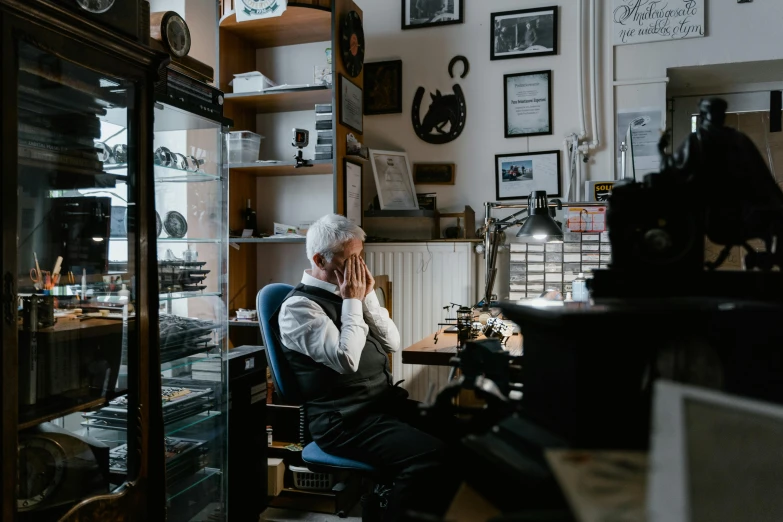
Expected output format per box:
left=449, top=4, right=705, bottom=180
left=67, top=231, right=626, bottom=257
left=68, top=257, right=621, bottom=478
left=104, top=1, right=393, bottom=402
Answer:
left=292, top=128, right=312, bottom=168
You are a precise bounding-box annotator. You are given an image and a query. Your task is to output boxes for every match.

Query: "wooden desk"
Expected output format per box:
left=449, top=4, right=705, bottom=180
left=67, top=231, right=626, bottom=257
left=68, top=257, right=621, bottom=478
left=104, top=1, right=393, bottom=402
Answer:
left=402, top=330, right=523, bottom=366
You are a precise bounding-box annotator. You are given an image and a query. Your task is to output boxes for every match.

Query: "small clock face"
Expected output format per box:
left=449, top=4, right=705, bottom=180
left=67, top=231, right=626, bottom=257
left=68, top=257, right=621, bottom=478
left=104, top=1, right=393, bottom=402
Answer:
left=75, top=0, right=115, bottom=14
left=340, top=11, right=365, bottom=78
left=165, top=15, right=191, bottom=58
left=17, top=437, right=66, bottom=511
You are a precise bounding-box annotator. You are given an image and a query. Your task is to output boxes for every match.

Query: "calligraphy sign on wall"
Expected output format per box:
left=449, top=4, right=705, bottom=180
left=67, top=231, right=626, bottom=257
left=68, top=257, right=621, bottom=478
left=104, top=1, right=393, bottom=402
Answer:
left=612, top=0, right=705, bottom=46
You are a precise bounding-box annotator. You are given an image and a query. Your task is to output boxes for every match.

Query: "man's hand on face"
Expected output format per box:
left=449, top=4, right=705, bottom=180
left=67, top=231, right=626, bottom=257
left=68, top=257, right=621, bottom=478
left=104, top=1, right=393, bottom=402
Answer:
left=335, top=255, right=366, bottom=300
left=359, top=257, right=375, bottom=298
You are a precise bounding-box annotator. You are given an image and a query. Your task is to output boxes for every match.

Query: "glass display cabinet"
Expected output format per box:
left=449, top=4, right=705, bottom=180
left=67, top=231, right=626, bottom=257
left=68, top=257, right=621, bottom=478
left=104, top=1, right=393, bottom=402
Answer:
left=1, top=1, right=166, bottom=521
left=150, top=100, right=230, bottom=521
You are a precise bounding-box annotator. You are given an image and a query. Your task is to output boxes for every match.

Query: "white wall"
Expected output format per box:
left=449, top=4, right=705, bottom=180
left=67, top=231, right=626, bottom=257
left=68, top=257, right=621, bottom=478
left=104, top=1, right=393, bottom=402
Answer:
left=362, top=0, right=590, bottom=216
left=358, top=0, right=783, bottom=219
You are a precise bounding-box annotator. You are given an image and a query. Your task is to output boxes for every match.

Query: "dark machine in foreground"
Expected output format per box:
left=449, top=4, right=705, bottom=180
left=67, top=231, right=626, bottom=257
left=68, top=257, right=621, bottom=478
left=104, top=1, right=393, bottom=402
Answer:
left=500, top=98, right=783, bottom=449
left=417, top=98, right=783, bottom=520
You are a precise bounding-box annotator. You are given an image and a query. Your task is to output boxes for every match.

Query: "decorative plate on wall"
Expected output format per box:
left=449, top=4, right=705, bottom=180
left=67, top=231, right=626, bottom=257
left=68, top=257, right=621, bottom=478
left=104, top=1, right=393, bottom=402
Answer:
left=340, top=10, right=365, bottom=78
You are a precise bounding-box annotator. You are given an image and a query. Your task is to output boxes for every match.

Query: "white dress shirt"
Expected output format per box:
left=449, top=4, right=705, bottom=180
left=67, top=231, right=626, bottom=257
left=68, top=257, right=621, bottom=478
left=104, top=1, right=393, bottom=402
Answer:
left=278, top=270, right=401, bottom=374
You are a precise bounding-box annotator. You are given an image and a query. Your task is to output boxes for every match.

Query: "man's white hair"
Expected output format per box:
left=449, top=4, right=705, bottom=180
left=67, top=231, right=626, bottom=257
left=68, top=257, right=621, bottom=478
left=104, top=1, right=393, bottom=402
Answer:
left=306, top=214, right=366, bottom=267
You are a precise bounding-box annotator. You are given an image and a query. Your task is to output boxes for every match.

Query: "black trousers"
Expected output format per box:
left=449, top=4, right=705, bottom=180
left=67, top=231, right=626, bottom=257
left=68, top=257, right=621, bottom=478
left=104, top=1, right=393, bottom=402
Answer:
left=309, top=395, right=462, bottom=521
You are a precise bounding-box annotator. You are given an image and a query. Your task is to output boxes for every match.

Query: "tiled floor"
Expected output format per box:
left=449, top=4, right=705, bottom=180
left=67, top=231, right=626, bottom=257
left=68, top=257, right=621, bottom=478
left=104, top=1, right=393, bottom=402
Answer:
left=260, top=505, right=362, bottom=522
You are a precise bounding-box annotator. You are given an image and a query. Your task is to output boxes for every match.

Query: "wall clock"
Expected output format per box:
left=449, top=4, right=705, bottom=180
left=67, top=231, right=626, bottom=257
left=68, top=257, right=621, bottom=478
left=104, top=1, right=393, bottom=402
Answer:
left=150, top=11, right=192, bottom=58
left=340, top=10, right=365, bottom=78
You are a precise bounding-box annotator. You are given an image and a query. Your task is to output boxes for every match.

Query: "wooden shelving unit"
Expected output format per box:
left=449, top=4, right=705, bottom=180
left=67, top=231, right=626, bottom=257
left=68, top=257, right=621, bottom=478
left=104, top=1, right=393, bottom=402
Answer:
left=220, top=0, right=362, bottom=327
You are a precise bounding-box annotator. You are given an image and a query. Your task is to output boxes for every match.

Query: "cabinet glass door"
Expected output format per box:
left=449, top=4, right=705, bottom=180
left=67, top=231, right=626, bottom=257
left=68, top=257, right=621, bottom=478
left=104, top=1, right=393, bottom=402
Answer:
left=153, top=102, right=229, bottom=522
left=15, top=41, right=140, bottom=518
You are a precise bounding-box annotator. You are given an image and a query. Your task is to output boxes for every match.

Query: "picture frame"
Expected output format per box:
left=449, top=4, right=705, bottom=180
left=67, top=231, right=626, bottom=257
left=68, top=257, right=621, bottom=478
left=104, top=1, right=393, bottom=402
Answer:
left=413, top=163, right=456, bottom=185
left=364, top=60, right=403, bottom=115
left=495, top=150, right=562, bottom=201
left=491, top=6, right=558, bottom=61
left=339, top=74, right=363, bottom=134
left=369, top=149, right=419, bottom=210
left=344, top=158, right=363, bottom=226
left=402, top=0, right=464, bottom=30
left=504, top=70, right=553, bottom=138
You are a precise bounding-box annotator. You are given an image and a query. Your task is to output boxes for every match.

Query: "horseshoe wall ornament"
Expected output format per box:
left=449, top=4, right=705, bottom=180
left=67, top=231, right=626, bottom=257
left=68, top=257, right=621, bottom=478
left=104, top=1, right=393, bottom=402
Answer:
left=412, top=57, right=468, bottom=145
left=448, top=55, right=470, bottom=79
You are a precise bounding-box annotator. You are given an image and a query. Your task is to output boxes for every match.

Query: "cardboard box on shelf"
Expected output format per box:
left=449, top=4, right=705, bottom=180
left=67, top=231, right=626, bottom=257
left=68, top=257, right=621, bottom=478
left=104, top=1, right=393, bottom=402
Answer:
left=268, top=457, right=285, bottom=496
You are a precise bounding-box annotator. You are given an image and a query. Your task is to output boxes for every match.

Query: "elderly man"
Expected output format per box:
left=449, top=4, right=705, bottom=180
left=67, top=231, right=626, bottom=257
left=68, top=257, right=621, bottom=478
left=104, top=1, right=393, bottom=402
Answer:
left=275, top=214, right=457, bottom=520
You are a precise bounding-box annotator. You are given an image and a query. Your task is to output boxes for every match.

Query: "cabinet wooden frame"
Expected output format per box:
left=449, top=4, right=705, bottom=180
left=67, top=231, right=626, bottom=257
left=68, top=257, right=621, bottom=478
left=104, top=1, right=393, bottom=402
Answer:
left=0, top=1, right=167, bottom=519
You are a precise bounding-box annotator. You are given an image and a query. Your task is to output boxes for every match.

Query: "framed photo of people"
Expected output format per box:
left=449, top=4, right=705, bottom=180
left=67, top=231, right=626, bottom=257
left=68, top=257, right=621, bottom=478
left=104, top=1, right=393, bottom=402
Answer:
left=402, top=0, right=464, bottom=30
left=504, top=70, right=552, bottom=138
left=495, top=150, right=561, bottom=201
left=491, top=6, right=558, bottom=60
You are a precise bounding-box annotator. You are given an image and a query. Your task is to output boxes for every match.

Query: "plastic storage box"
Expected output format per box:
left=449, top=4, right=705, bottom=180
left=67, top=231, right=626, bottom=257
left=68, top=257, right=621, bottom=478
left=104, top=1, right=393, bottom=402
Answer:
left=229, top=71, right=277, bottom=93
left=289, top=465, right=334, bottom=491
left=227, top=131, right=263, bottom=164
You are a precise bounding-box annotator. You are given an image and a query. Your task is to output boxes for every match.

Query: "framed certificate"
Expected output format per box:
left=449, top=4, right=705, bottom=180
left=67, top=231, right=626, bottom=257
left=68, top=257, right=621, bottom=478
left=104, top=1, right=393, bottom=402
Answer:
left=344, top=159, right=363, bottom=226
left=504, top=70, right=553, bottom=138
left=339, top=74, right=363, bottom=134
left=369, top=149, right=418, bottom=210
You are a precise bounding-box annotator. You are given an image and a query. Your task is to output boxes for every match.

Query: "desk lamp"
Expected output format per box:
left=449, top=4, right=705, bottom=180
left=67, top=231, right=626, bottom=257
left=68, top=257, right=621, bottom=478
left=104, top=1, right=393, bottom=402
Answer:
left=479, top=191, right=563, bottom=311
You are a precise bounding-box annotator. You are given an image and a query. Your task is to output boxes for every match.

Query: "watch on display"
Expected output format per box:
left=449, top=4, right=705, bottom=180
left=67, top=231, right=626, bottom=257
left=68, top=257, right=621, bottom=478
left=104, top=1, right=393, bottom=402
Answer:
left=340, top=10, right=365, bottom=78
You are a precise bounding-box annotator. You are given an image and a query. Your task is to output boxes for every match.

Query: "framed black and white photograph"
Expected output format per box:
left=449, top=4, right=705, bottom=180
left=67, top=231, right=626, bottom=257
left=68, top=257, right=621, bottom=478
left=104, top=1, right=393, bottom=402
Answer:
left=504, top=70, right=553, bottom=138
left=495, top=150, right=561, bottom=201
left=491, top=6, right=558, bottom=60
left=364, top=60, right=403, bottom=115
left=413, top=163, right=455, bottom=185
left=369, top=149, right=419, bottom=210
left=339, top=74, right=363, bottom=134
left=344, top=159, right=363, bottom=226
left=402, top=0, right=464, bottom=30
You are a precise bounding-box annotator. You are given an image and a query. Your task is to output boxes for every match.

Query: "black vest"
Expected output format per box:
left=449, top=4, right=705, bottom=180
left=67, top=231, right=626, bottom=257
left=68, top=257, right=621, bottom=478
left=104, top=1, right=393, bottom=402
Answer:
left=276, top=283, right=392, bottom=420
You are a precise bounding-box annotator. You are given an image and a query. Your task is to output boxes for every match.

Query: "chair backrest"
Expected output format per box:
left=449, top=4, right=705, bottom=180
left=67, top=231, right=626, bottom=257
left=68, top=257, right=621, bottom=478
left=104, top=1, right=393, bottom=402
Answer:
left=257, top=283, right=302, bottom=404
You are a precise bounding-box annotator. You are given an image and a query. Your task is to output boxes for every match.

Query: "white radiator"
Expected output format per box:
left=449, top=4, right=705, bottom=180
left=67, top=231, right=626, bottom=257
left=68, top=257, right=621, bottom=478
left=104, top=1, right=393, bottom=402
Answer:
left=364, top=242, right=477, bottom=402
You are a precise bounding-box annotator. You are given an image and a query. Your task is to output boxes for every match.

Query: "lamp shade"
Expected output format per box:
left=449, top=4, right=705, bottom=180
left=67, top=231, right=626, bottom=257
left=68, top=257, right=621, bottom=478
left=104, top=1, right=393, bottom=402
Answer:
left=516, top=191, right=563, bottom=241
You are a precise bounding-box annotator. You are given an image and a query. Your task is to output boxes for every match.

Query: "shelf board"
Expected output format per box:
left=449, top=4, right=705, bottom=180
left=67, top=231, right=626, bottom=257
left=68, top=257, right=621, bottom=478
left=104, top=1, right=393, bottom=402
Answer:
left=229, top=237, right=306, bottom=244
left=19, top=389, right=126, bottom=430
left=229, top=159, right=333, bottom=177
left=219, top=6, right=331, bottom=49
left=229, top=319, right=259, bottom=327
left=224, top=86, right=332, bottom=114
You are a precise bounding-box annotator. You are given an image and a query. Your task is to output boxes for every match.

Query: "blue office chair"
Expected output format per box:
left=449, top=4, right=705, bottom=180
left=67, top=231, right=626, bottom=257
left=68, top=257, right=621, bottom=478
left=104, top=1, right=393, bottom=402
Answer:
left=257, top=284, right=385, bottom=517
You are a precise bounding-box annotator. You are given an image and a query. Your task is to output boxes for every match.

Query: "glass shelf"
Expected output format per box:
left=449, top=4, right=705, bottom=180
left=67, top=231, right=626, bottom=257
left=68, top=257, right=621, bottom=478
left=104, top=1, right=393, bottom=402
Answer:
left=160, top=353, right=218, bottom=373
left=159, top=291, right=222, bottom=301
left=229, top=237, right=305, bottom=244
left=110, top=237, right=222, bottom=243
left=154, top=164, right=221, bottom=183
left=165, top=410, right=222, bottom=437
left=167, top=468, right=221, bottom=501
